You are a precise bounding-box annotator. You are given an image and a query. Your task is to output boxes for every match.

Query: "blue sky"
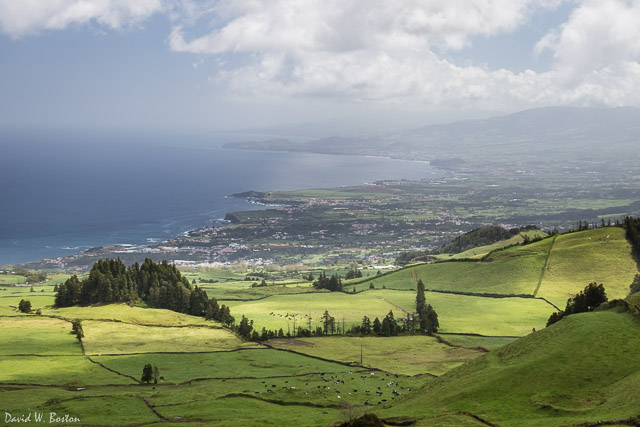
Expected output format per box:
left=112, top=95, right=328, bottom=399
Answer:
left=2, top=1, right=640, bottom=135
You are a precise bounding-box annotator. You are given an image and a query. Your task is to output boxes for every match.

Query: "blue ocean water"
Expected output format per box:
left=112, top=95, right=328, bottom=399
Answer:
left=0, top=131, right=440, bottom=265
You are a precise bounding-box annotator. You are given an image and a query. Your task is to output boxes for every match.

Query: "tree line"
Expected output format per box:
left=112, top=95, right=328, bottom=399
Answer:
left=233, top=278, right=438, bottom=341
left=54, top=258, right=234, bottom=325
left=623, top=216, right=640, bottom=260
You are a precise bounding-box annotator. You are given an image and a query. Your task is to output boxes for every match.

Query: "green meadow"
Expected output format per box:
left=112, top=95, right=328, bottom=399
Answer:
left=93, top=349, right=353, bottom=382
left=380, top=310, right=640, bottom=426
left=267, top=336, right=484, bottom=376
left=536, top=227, right=638, bottom=306
left=354, top=237, right=554, bottom=295
left=1, top=227, right=638, bottom=425
left=81, top=320, right=257, bottom=355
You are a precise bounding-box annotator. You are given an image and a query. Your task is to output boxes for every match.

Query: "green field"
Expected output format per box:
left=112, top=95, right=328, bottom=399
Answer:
left=93, top=349, right=353, bottom=382
left=537, top=227, right=638, bottom=306
left=381, top=310, right=640, bottom=426
left=227, top=289, right=555, bottom=337
left=0, top=274, right=27, bottom=285
left=267, top=336, right=484, bottom=376
left=201, top=280, right=319, bottom=301
left=82, top=320, right=257, bottom=355
left=0, top=317, right=80, bottom=355
left=354, top=237, right=554, bottom=295
left=1, top=227, right=638, bottom=425
left=42, top=304, right=215, bottom=326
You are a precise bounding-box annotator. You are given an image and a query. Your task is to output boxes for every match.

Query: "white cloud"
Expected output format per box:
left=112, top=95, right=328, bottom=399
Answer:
left=536, top=0, right=640, bottom=78
left=4, top=0, right=640, bottom=111
left=167, top=0, right=571, bottom=109
left=169, top=0, right=557, bottom=54
left=0, top=0, right=165, bottom=37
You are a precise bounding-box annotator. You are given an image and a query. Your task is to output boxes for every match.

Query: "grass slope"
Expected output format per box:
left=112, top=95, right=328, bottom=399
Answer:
left=382, top=310, right=640, bottom=426
left=537, top=227, right=638, bottom=306
left=356, top=238, right=553, bottom=295
left=437, top=229, right=547, bottom=260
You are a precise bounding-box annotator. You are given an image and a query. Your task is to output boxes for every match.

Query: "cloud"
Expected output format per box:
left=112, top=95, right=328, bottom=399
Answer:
left=167, top=0, right=570, bottom=109
left=4, top=0, right=640, bottom=111
left=536, top=0, right=640, bottom=77
left=169, top=0, right=558, bottom=54
left=0, top=0, right=165, bottom=38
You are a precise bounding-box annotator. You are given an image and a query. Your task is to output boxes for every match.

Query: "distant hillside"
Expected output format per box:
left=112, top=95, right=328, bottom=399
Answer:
left=380, top=308, right=640, bottom=426
left=397, top=225, right=539, bottom=264
left=434, top=225, right=538, bottom=255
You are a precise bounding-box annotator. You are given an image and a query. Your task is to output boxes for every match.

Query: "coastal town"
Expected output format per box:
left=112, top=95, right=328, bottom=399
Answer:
left=22, top=169, right=640, bottom=274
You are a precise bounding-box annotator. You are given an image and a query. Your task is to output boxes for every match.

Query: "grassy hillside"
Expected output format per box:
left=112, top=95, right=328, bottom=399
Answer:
left=380, top=309, right=640, bottom=426
left=353, top=227, right=638, bottom=302
left=438, top=229, right=546, bottom=260
left=537, top=227, right=638, bottom=306
left=354, top=237, right=553, bottom=295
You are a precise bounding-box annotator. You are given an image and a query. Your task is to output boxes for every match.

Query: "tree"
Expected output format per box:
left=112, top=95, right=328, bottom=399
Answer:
left=361, top=316, right=372, bottom=335
left=18, top=299, right=31, bottom=313
left=141, top=364, right=153, bottom=384
left=547, top=282, right=608, bottom=326
left=71, top=319, right=84, bottom=341
left=381, top=310, right=398, bottom=336
left=321, top=310, right=336, bottom=335
left=153, top=366, right=160, bottom=384
left=372, top=317, right=381, bottom=335
left=416, top=279, right=426, bottom=310
left=237, top=315, right=253, bottom=339
left=629, top=274, right=640, bottom=295
left=416, top=279, right=438, bottom=334
left=346, top=263, right=362, bottom=279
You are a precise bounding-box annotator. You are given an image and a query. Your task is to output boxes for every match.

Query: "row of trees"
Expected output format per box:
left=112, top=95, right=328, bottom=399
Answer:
left=54, top=258, right=234, bottom=325
left=233, top=308, right=433, bottom=342
left=313, top=272, right=344, bottom=292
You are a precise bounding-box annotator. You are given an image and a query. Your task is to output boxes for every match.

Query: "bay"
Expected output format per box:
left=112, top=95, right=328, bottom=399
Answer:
left=0, top=132, right=441, bottom=265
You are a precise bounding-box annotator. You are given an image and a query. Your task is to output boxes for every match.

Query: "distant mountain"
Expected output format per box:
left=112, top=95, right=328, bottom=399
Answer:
left=224, top=106, right=640, bottom=165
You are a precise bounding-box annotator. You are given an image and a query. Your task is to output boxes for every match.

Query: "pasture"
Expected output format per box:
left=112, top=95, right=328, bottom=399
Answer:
left=267, top=336, right=485, bottom=376
left=353, top=237, right=553, bottom=295
left=380, top=310, right=640, bottom=426
left=226, top=289, right=556, bottom=337
left=81, top=320, right=256, bottom=355
left=536, top=227, right=638, bottom=306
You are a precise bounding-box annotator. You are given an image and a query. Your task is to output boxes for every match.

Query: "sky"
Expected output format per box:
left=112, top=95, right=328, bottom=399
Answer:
left=1, top=0, right=640, bottom=136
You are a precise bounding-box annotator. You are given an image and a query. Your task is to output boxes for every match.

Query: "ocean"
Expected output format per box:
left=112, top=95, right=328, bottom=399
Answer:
left=0, top=131, right=440, bottom=265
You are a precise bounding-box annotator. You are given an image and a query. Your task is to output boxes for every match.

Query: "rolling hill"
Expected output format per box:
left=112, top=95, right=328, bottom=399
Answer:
left=379, top=308, right=640, bottom=426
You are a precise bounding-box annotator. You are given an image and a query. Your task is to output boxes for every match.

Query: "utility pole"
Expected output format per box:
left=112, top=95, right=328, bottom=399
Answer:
left=360, top=341, right=363, bottom=365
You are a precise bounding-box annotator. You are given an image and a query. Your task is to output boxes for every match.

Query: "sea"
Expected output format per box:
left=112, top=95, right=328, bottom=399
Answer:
left=0, top=131, right=441, bottom=265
